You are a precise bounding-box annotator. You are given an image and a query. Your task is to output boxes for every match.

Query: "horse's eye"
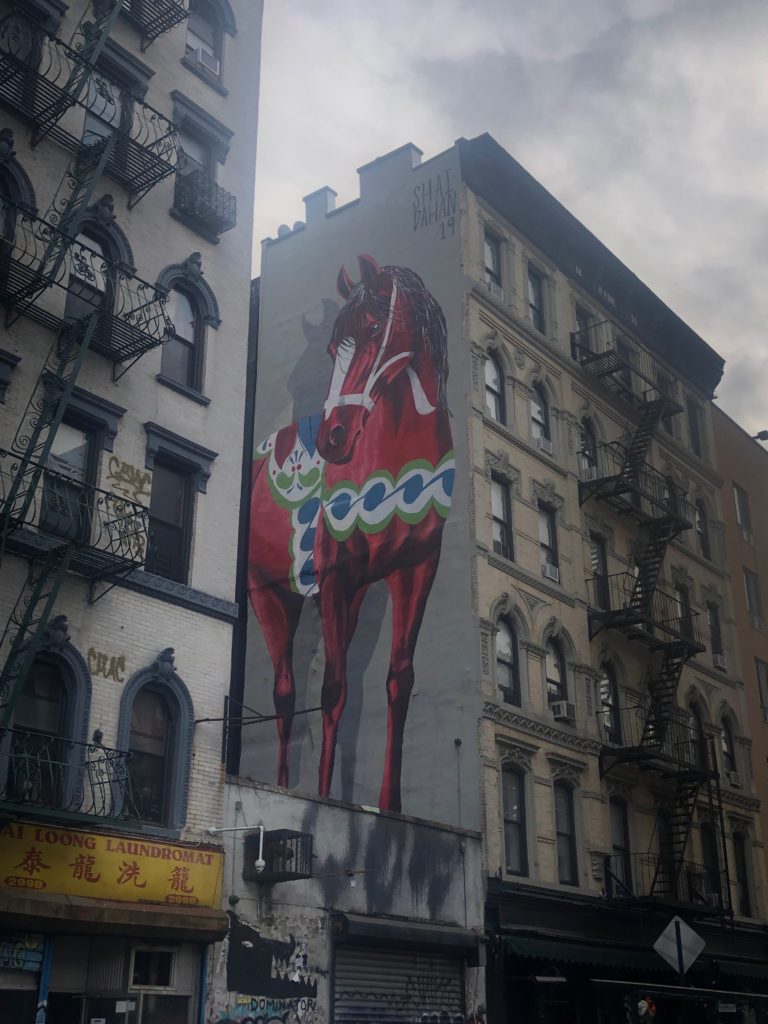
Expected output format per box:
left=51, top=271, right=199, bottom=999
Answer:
left=370, top=321, right=381, bottom=331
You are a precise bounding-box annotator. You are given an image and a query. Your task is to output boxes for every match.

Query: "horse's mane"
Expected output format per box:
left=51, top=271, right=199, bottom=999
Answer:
left=338, top=265, right=449, bottom=410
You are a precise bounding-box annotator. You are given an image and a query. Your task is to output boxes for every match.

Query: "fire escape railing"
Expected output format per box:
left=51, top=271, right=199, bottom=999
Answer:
left=0, top=12, right=178, bottom=204
left=597, top=704, right=709, bottom=773
left=173, top=170, right=237, bottom=237
left=121, top=0, right=189, bottom=49
left=586, top=571, right=705, bottom=650
left=603, top=852, right=729, bottom=913
left=0, top=727, right=136, bottom=821
left=1, top=202, right=172, bottom=363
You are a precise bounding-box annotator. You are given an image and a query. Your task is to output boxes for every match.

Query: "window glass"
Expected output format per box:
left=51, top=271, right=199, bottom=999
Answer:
left=579, top=421, right=597, bottom=474
left=496, top=620, right=519, bottom=706
left=599, top=663, right=620, bottom=743
left=129, top=688, right=170, bottom=823
left=590, top=534, right=609, bottom=609
left=70, top=233, right=108, bottom=294
left=484, top=356, right=503, bottom=422
left=674, top=583, right=693, bottom=638
left=15, top=662, right=64, bottom=736
left=609, top=798, right=631, bottom=892
left=733, top=833, right=752, bottom=916
left=187, top=6, right=217, bottom=51
left=574, top=306, right=591, bottom=347
left=700, top=822, right=719, bottom=895
left=132, top=950, right=173, bottom=988
left=178, top=130, right=208, bottom=174
left=538, top=505, right=557, bottom=568
left=687, top=398, right=703, bottom=456
left=484, top=232, right=501, bottom=288
left=734, top=484, right=752, bottom=535
left=744, top=569, right=763, bottom=619
left=502, top=768, right=527, bottom=875
left=527, top=265, right=544, bottom=331
left=756, top=659, right=768, bottom=716
left=147, top=462, right=190, bottom=583
left=84, top=73, right=123, bottom=145
left=545, top=640, right=565, bottom=704
left=695, top=501, right=711, bottom=559
left=530, top=386, right=549, bottom=440
left=491, top=478, right=512, bottom=560
left=707, top=603, right=723, bottom=656
left=721, top=719, right=736, bottom=774
left=48, top=423, right=89, bottom=482
left=554, top=783, right=577, bottom=885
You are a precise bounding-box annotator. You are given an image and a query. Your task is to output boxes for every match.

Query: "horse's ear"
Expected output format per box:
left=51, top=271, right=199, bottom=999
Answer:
left=337, top=265, right=355, bottom=299
left=358, top=254, right=383, bottom=292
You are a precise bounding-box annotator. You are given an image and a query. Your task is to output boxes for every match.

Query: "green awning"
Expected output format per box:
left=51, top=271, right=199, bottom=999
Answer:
left=716, top=959, right=768, bottom=982
left=504, top=935, right=671, bottom=974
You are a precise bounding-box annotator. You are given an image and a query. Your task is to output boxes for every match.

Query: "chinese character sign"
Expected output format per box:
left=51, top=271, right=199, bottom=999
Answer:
left=0, top=821, right=223, bottom=907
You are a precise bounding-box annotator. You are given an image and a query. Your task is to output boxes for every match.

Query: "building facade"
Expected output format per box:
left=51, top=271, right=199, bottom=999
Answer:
left=0, top=2, right=261, bottom=1022
left=232, top=134, right=768, bottom=1024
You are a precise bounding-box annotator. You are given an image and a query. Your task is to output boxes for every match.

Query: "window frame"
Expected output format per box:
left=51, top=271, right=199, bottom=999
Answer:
left=495, top=618, right=520, bottom=707
left=743, top=568, right=764, bottom=625
left=491, top=475, right=513, bottom=561
left=527, top=263, right=545, bottom=333
left=484, top=353, right=505, bottom=424
left=579, top=420, right=598, bottom=476
left=755, top=658, right=768, bottom=721
left=159, top=283, right=206, bottom=395
left=733, top=483, right=752, bottom=541
left=544, top=638, right=567, bottom=705
left=538, top=502, right=558, bottom=572
left=674, top=582, right=693, bottom=639
left=145, top=457, right=194, bottom=585
left=590, top=533, right=609, bottom=610
left=687, top=397, right=704, bottom=457
left=554, top=781, right=578, bottom=886
left=184, top=0, right=225, bottom=86
left=732, top=831, right=752, bottom=917
left=501, top=764, right=528, bottom=877
left=530, top=384, right=550, bottom=443
left=707, top=601, right=723, bottom=659
left=599, top=662, right=621, bottom=744
left=609, top=797, right=632, bottom=894
left=483, top=230, right=502, bottom=292
left=574, top=305, right=592, bottom=350
left=695, top=500, right=711, bottom=560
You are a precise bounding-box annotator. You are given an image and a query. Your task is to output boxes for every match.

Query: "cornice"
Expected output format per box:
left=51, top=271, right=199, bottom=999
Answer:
left=483, top=701, right=601, bottom=756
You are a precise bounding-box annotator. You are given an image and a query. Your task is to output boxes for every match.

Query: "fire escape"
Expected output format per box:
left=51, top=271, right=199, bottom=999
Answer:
left=0, top=1, right=175, bottom=820
left=572, top=319, right=731, bottom=923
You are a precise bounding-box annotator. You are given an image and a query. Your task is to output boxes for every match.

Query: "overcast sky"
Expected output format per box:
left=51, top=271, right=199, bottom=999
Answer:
left=253, top=0, right=768, bottom=435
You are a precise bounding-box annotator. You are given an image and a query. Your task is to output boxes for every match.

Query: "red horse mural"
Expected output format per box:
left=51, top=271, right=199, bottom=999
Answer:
left=247, top=255, right=454, bottom=812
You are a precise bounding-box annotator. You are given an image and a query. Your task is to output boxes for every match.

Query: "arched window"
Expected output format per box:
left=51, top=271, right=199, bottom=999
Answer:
left=609, top=797, right=632, bottom=894
left=545, top=639, right=566, bottom=705
left=161, top=285, right=205, bottom=391
left=530, top=384, right=550, bottom=444
left=579, top=419, right=598, bottom=476
left=118, top=651, right=193, bottom=834
left=598, top=662, right=621, bottom=744
left=700, top=821, right=720, bottom=898
left=554, top=782, right=577, bottom=885
left=185, top=0, right=225, bottom=81
left=484, top=354, right=504, bottom=423
left=721, top=717, right=737, bottom=776
left=733, top=832, right=752, bottom=916
left=63, top=198, right=133, bottom=330
left=502, top=765, right=527, bottom=876
left=496, top=619, right=520, bottom=706
left=9, top=660, right=68, bottom=806
left=695, top=500, right=711, bottom=560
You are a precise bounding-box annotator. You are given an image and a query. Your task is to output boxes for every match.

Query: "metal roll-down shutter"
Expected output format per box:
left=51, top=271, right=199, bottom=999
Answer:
left=334, top=945, right=465, bottom=1024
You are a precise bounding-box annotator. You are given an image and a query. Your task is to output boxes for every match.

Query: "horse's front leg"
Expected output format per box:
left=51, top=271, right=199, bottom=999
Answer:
left=380, top=552, right=440, bottom=812
left=317, top=570, right=358, bottom=797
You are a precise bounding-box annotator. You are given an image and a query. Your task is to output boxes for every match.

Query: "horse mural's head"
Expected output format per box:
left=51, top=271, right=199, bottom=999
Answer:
left=317, top=254, right=446, bottom=463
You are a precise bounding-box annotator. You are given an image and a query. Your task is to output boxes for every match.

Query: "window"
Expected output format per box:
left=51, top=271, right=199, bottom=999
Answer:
left=527, top=264, right=545, bottom=332
left=674, top=583, right=693, bottom=639
left=687, top=397, right=703, bottom=457
left=491, top=477, right=512, bottom=561
left=733, top=832, right=752, bottom=916
left=755, top=659, right=768, bottom=721
left=579, top=420, right=598, bottom=477
left=9, top=661, right=67, bottom=806
left=695, top=500, right=711, bottom=560
left=615, top=336, right=633, bottom=391
left=599, top=662, right=621, bottom=744
left=40, top=421, right=94, bottom=542
left=743, top=569, right=764, bottom=626
left=554, top=783, right=578, bottom=885
left=185, top=0, right=223, bottom=80
left=538, top=504, right=558, bottom=576
left=484, top=231, right=501, bottom=293
left=700, top=821, right=720, bottom=898
left=657, top=372, right=674, bottom=433
left=160, top=286, right=204, bottom=392
left=689, top=702, right=708, bottom=771
left=733, top=483, right=752, bottom=541
left=129, top=687, right=172, bottom=824
left=609, top=798, right=631, bottom=893
left=530, top=385, right=550, bottom=443
left=707, top=602, right=723, bottom=659
left=545, top=639, right=566, bottom=705
left=65, top=231, right=114, bottom=325
left=590, top=534, right=609, bottom=610
left=484, top=354, right=504, bottom=423
left=574, top=305, right=592, bottom=351
left=132, top=949, right=174, bottom=988
left=496, top=620, right=520, bottom=706
left=83, top=71, right=127, bottom=149
left=502, top=766, right=527, bottom=875
left=720, top=717, right=737, bottom=776
left=146, top=461, right=192, bottom=584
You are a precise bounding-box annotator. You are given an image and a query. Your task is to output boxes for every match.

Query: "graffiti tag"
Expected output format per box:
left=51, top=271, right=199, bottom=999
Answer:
left=106, top=456, right=152, bottom=503
left=413, top=169, right=456, bottom=237
left=88, top=647, right=126, bottom=682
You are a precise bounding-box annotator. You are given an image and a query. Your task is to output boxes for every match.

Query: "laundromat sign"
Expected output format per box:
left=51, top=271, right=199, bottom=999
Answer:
left=0, top=821, right=223, bottom=908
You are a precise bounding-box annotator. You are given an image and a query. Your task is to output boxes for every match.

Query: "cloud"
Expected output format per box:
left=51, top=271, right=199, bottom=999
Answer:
left=254, top=0, right=768, bottom=429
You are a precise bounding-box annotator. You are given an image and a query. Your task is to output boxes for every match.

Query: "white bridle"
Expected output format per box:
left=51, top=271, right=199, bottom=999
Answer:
left=323, top=280, right=419, bottom=418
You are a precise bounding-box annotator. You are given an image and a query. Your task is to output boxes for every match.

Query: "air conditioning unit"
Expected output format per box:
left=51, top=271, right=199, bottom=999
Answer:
left=542, top=562, right=560, bottom=583
left=488, top=280, right=503, bottom=300
left=750, top=616, right=765, bottom=632
left=551, top=700, right=576, bottom=724
left=537, top=436, right=553, bottom=454
left=189, top=46, right=220, bottom=76
left=725, top=770, right=742, bottom=788
left=713, top=653, right=727, bottom=670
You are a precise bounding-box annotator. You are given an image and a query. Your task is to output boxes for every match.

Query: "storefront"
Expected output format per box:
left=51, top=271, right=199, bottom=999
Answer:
left=0, top=820, right=227, bottom=1024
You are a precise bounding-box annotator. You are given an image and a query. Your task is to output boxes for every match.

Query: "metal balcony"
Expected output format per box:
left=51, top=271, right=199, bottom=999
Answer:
left=122, top=0, right=189, bottom=49
left=1, top=203, right=172, bottom=363
left=0, top=450, right=149, bottom=580
left=571, top=319, right=682, bottom=414
left=0, top=727, right=136, bottom=822
left=172, top=170, right=237, bottom=239
left=604, top=852, right=728, bottom=914
left=0, top=13, right=178, bottom=203
left=597, top=704, right=711, bottom=776
left=586, top=572, right=706, bottom=652
left=579, top=442, right=692, bottom=529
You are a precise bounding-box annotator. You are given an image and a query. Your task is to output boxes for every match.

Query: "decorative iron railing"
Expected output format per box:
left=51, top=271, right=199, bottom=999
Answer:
left=121, top=0, right=189, bottom=48
left=0, top=727, right=136, bottom=820
left=579, top=441, right=692, bottom=526
left=571, top=319, right=681, bottom=410
left=0, top=450, right=149, bottom=578
left=173, top=170, right=237, bottom=236
left=586, top=571, right=705, bottom=649
left=0, top=201, right=173, bottom=362
left=597, top=704, right=710, bottom=771
left=604, top=852, right=727, bottom=911
left=0, top=12, right=178, bottom=202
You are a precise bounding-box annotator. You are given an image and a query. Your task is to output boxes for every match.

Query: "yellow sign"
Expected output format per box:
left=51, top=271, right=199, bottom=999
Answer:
left=0, top=821, right=223, bottom=908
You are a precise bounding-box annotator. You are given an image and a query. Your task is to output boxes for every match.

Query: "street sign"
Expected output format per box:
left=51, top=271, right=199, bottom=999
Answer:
left=653, top=916, right=706, bottom=975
